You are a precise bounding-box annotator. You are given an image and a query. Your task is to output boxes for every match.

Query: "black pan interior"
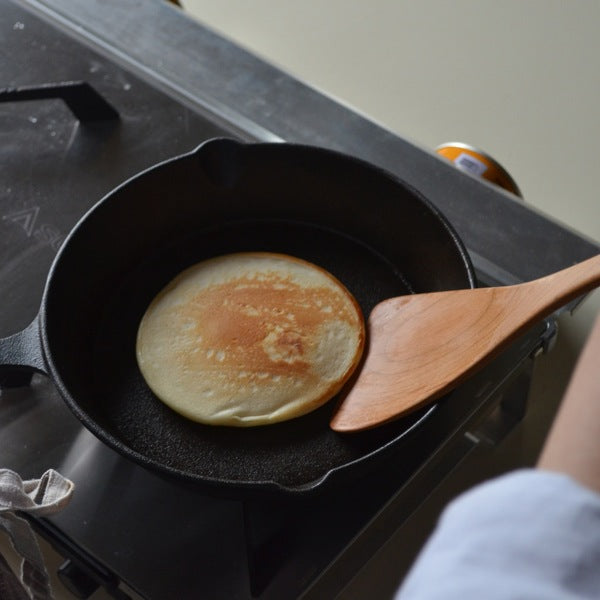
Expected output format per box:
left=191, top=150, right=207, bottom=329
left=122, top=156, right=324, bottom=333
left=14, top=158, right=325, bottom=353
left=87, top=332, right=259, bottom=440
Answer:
left=41, top=139, right=474, bottom=494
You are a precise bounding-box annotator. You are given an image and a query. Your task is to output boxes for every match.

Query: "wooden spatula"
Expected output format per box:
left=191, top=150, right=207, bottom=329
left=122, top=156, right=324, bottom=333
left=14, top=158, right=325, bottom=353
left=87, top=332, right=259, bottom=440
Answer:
left=330, top=254, right=600, bottom=432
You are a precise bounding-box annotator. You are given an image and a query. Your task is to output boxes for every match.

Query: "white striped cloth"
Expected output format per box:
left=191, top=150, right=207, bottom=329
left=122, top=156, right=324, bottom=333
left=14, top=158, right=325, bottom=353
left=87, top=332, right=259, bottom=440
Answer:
left=0, top=469, right=74, bottom=600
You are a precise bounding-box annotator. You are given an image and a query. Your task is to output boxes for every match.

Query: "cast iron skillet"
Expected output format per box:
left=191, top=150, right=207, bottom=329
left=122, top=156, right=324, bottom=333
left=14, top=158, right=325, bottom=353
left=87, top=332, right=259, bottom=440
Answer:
left=0, top=138, right=475, bottom=496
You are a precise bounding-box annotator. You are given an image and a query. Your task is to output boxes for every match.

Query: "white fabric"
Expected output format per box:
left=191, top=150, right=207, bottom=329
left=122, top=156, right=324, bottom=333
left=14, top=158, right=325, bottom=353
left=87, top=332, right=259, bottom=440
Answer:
left=0, top=469, right=74, bottom=600
left=396, top=469, right=600, bottom=599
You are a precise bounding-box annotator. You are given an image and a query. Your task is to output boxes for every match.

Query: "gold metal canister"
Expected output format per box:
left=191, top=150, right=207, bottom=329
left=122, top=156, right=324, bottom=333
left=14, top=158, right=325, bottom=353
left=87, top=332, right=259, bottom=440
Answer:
left=435, top=142, right=522, bottom=198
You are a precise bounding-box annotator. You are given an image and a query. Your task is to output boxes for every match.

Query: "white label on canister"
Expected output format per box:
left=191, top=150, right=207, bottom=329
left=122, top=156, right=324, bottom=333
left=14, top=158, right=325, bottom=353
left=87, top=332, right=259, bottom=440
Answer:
left=454, top=152, right=488, bottom=177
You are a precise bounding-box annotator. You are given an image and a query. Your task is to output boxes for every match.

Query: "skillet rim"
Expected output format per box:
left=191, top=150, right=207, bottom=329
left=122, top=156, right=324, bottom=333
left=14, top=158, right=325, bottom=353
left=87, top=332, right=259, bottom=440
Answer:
left=37, top=138, right=476, bottom=497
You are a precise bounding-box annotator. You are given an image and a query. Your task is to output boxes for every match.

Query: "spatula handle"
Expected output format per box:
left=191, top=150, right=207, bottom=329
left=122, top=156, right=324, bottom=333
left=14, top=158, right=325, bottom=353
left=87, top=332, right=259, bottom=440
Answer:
left=523, top=254, right=600, bottom=319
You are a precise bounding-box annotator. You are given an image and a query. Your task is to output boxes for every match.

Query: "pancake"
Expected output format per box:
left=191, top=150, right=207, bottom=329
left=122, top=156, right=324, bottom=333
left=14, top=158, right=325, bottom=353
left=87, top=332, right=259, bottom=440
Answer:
left=136, top=252, right=365, bottom=426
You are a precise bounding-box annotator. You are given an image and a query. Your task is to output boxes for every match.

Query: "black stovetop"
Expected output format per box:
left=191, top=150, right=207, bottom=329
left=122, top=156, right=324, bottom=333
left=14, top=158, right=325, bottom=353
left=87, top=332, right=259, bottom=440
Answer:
left=1, top=2, right=598, bottom=599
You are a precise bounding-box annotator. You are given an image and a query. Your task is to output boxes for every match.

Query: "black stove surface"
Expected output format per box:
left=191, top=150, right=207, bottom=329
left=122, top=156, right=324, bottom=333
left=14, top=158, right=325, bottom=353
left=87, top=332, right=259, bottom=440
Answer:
left=0, top=2, right=255, bottom=339
left=0, top=2, right=592, bottom=599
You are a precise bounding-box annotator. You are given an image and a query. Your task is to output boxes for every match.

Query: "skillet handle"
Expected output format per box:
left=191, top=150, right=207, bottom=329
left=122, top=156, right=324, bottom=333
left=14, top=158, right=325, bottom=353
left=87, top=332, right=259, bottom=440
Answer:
left=0, top=317, right=47, bottom=388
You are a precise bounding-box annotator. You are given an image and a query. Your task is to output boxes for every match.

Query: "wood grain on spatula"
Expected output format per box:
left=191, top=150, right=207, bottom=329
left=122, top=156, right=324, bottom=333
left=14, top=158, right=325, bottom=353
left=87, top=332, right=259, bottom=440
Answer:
left=330, top=254, right=600, bottom=432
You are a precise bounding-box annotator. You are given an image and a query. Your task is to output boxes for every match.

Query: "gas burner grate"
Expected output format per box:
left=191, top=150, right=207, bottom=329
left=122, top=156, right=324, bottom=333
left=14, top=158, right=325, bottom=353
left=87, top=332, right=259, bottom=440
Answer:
left=0, top=81, right=119, bottom=122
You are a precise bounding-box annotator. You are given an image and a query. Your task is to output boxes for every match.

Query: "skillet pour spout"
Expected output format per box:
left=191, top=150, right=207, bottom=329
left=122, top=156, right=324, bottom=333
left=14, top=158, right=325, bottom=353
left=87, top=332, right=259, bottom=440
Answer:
left=0, top=138, right=475, bottom=497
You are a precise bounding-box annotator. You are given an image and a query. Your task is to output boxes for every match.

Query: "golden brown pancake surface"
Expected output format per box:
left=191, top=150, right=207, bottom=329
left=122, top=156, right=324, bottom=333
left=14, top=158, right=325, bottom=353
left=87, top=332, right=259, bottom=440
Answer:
left=136, top=252, right=365, bottom=426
